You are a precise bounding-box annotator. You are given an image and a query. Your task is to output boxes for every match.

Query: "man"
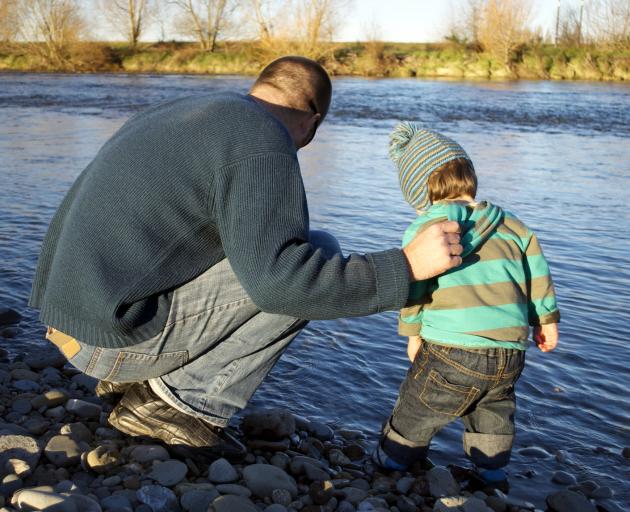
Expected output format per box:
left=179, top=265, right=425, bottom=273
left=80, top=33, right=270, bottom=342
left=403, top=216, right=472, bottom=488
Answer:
left=30, top=56, right=462, bottom=462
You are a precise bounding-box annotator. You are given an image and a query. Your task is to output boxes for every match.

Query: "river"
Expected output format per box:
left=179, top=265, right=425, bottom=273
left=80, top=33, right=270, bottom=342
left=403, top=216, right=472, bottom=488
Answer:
left=0, top=73, right=628, bottom=508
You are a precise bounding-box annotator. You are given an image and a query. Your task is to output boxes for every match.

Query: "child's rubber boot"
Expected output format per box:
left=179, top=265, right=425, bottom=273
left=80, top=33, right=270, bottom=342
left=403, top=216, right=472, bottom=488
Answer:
left=371, top=444, right=408, bottom=472
left=468, top=468, right=510, bottom=494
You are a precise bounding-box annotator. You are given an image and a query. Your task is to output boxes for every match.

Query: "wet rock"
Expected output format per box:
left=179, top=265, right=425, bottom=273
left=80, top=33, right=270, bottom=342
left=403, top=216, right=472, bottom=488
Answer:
left=241, top=409, right=296, bottom=440
left=137, top=485, right=178, bottom=512
left=215, top=484, right=251, bottom=497
left=427, top=466, right=460, bottom=498
left=590, top=486, right=613, bottom=499
left=307, top=421, right=334, bottom=441
left=31, top=389, right=69, bottom=409
left=65, top=398, right=102, bottom=419
left=622, top=447, right=630, bottom=459
left=546, top=490, right=597, bottom=512
left=212, top=494, right=258, bottom=512
left=0, top=308, right=21, bottom=326
left=180, top=489, right=219, bottom=511
left=0, top=434, right=41, bottom=469
left=342, top=444, right=365, bottom=461
left=396, top=476, right=415, bottom=495
left=328, top=448, right=352, bottom=467
left=129, top=445, right=170, bottom=463
left=11, top=398, right=32, bottom=415
left=485, top=495, right=507, bottom=512
left=242, top=464, right=298, bottom=499
left=24, top=349, right=66, bottom=370
left=396, top=495, right=416, bottom=512
left=518, top=446, right=552, bottom=459
left=552, top=470, right=577, bottom=485
left=303, top=461, right=330, bottom=482
left=208, top=458, right=238, bottom=483
left=148, top=459, right=188, bottom=487
left=270, top=452, right=291, bottom=471
left=571, top=480, right=598, bottom=498
left=461, top=497, right=488, bottom=512
left=44, top=435, right=82, bottom=467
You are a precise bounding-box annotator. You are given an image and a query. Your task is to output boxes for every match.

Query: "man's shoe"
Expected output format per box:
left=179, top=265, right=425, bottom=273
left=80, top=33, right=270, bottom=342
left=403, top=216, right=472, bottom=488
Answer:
left=95, top=380, right=133, bottom=402
left=108, top=382, right=246, bottom=463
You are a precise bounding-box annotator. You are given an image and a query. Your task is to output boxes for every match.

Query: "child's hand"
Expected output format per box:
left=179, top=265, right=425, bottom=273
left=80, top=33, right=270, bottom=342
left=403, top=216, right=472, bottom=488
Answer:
left=407, top=336, right=422, bottom=362
left=534, top=323, right=559, bottom=352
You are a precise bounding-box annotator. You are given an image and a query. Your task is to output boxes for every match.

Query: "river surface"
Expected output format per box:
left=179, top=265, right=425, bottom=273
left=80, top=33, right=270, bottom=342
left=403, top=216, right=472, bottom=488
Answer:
left=1, top=73, right=629, bottom=508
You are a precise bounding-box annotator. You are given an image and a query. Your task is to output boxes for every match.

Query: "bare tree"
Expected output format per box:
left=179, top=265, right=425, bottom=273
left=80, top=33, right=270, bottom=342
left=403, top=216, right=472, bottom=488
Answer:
left=101, top=0, right=152, bottom=47
left=587, top=0, right=630, bottom=48
left=446, top=0, right=485, bottom=47
left=0, top=0, right=20, bottom=43
left=558, top=1, right=585, bottom=46
left=478, top=0, right=533, bottom=66
left=172, top=0, right=232, bottom=51
left=18, top=0, right=85, bottom=65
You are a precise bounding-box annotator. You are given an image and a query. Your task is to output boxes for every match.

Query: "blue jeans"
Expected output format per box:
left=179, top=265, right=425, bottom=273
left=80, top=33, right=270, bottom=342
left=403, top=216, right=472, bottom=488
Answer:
left=381, top=339, right=526, bottom=469
left=65, top=230, right=341, bottom=427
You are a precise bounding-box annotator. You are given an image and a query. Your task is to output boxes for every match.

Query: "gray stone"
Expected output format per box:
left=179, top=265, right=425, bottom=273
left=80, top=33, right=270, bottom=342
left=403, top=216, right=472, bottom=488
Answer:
left=272, top=488, right=293, bottom=506
left=148, top=459, right=188, bottom=487
left=242, top=464, right=298, bottom=499
left=622, top=447, right=630, bottom=459
left=308, top=421, right=334, bottom=441
left=71, top=373, right=98, bottom=391
left=212, top=494, right=258, bottom=512
left=0, top=308, right=21, bottom=326
left=0, top=434, right=41, bottom=469
left=328, top=449, right=351, bottom=467
left=136, top=485, right=178, bottom=512
left=590, top=486, right=613, bottom=499
left=289, top=455, right=327, bottom=475
left=518, top=446, right=552, bottom=459
left=61, top=422, right=94, bottom=443
left=396, top=495, right=416, bottom=512
left=101, top=493, right=133, bottom=511
left=180, top=489, right=218, bottom=511
left=303, top=462, right=330, bottom=481
left=208, top=458, right=238, bottom=484
left=23, top=417, right=49, bottom=436
left=0, top=474, right=23, bottom=498
left=12, top=380, right=40, bottom=392
left=462, top=497, right=489, bottom=512
left=41, top=367, right=63, bottom=385
left=11, top=399, right=32, bottom=415
left=24, top=349, right=66, bottom=369
left=10, top=369, right=39, bottom=381
left=265, top=505, right=288, bottom=512
left=427, top=466, right=460, bottom=498
left=84, top=446, right=121, bottom=474
left=215, top=484, right=251, bottom=497
left=434, top=496, right=468, bottom=511
left=396, top=476, right=416, bottom=495
left=31, top=390, right=69, bottom=409
left=4, top=458, right=32, bottom=478
left=129, top=445, right=170, bottom=463
left=546, top=490, right=597, bottom=512
left=337, top=500, right=356, bottom=512
left=357, top=497, right=389, bottom=511
left=64, top=493, right=102, bottom=512
left=241, top=409, right=296, bottom=440
left=339, top=487, right=368, bottom=505
left=45, top=405, right=67, bottom=419
left=65, top=398, right=102, bottom=419
left=103, top=475, right=122, bottom=487
left=552, top=471, right=577, bottom=485
left=44, top=435, right=82, bottom=467
left=270, top=452, right=291, bottom=471
left=11, top=489, right=75, bottom=511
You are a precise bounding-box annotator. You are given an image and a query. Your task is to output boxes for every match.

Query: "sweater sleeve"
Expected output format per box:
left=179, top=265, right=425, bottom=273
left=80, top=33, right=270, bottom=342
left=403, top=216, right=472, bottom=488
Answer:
left=523, top=231, right=560, bottom=325
left=213, top=153, right=410, bottom=320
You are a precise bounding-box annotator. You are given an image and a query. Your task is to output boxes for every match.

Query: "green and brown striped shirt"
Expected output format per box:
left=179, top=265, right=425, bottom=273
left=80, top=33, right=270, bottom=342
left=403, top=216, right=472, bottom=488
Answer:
left=399, top=201, right=560, bottom=349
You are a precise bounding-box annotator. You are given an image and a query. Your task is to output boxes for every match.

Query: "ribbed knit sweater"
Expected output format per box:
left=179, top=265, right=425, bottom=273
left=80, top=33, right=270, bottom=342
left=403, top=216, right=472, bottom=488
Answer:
left=29, top=93, right=410, bottom=348
left=399, top=201, right=559, bottom=349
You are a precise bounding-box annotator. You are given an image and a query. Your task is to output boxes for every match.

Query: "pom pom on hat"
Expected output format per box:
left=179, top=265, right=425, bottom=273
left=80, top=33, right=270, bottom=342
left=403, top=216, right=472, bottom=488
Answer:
left=389, top=121, right=421, bottom=164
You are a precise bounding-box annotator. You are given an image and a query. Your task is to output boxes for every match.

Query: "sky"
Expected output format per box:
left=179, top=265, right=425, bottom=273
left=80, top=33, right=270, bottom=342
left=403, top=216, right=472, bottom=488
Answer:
left=92, top=0, right=587, bottom=43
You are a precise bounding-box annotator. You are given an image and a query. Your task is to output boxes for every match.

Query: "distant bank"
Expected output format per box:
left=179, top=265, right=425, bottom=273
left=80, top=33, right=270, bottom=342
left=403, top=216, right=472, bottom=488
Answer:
left=1, top=42, right=628, bottom=81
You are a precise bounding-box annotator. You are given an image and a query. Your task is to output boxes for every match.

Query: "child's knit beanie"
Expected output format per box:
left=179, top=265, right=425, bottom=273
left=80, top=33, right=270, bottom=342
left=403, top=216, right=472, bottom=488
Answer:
left=389, top=122, right=473, bottom=210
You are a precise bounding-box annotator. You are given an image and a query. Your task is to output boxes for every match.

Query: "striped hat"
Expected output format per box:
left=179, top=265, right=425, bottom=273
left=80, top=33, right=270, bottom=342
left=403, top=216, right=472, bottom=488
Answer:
left=389, top=122, right=473, bottom=210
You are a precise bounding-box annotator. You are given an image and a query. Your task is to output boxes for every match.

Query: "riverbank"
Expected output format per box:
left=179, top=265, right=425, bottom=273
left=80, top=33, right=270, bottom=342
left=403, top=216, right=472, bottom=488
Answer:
left=0, top=41, right=628, bottom=81
left=0, top=307, right=625, bottom=512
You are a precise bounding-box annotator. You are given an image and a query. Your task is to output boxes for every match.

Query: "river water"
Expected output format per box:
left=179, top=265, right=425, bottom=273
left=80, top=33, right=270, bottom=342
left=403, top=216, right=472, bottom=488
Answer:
left=1, top=73, right=629, bottom=508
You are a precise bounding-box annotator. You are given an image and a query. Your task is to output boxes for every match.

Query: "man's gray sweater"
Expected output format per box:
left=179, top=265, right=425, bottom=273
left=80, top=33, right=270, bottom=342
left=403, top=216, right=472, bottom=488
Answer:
left=29, top=94, right=410, bottom=348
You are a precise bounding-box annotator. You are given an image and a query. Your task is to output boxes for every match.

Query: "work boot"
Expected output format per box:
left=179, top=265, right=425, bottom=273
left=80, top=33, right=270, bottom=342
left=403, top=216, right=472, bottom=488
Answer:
left=108, top=382, right=246, bottom=463
left=95, top=380, right=133, bottom=402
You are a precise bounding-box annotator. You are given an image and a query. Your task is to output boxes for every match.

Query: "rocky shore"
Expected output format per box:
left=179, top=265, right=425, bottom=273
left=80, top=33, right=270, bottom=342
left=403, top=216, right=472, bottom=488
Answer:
left=0, top=308, right=625, bottom=512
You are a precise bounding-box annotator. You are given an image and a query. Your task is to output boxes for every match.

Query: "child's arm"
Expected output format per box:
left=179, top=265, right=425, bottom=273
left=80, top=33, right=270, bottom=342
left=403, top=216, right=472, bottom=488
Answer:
left=523, top=231, right=560, bottom=351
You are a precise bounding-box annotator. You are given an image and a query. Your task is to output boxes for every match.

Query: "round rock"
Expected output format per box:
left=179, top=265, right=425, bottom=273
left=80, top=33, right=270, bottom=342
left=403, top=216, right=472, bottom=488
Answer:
left=546, top=490, right=597, bottom=512
left=241, top=408, right=296, bottom=440
left=427, top=466, right=460, bottom=498
left=212, top=494, right=258, bottom=512
left=65, top=398, right=102, bottom=419
left=552, top=471, right=577, bottom=485
left=136, top=485, right=178, bottom=512
left=148, top=459, right=188, bottom=487
left=208, top=458, right=238, bottom=484
left=130, top=445, right=170, bottom=463
left=0, top=434, right=41, bottom=469
left=44, top=435, right=82, bottom=467
left=242, top=464, right=298, bottom=499
left=181, top=489, right=219, bottom=511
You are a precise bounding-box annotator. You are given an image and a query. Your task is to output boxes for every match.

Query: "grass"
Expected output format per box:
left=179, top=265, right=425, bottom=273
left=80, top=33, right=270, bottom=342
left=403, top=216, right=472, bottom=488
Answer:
left=0, top=41, right=627, bottom=81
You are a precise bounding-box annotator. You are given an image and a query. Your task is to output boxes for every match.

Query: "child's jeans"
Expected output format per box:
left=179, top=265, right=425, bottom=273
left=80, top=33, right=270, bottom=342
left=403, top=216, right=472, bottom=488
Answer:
left=380, top=339, right=526, bottom=469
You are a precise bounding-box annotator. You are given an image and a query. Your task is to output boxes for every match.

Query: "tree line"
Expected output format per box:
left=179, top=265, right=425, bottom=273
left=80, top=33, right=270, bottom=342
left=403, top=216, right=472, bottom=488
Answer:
left=0, top=0, right=628, bottom=70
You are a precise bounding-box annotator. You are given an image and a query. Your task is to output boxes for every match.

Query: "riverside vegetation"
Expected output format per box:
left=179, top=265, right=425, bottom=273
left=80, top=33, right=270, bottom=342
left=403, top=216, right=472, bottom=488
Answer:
left=0, top=307, right=627, bottom=512
left=0, top=41, right=628, bottom=81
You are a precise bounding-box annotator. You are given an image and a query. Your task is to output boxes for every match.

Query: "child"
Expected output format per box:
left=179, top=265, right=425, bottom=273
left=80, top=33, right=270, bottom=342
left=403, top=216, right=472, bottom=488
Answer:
left=373, top=123, right=560, bottom=489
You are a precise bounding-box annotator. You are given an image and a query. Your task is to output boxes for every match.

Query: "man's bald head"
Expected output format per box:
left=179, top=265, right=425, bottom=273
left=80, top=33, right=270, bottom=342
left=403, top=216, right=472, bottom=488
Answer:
left=251, top=56, right=332, bottom=121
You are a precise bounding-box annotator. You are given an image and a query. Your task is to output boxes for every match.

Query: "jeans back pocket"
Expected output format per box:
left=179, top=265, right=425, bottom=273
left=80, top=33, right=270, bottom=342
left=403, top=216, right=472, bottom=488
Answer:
left=419, top=369, right=480, bottom=417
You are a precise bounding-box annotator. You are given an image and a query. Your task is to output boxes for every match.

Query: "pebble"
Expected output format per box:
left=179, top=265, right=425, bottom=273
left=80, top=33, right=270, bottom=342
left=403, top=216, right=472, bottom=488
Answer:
left=427, top=466, right=460, bottom=498
left=270, top=452, right=291, bottom=471
left=129, top=445, right=170, bottom=463
left=10, top=368, right=39, bottom=381
left=208, top=457, right=238, bottom=483
left=136, top=485, right=178, bottom=512
left=242, top=464, right=298, bottom=499
left=546, top=490, right=597, bottom=512
left=552, top=470, right=577, bottom=485
left=215, top=483, right=252, bottom=497
left=4, top=458, right=31, bottom=478
left=265, top=505, right=289, bottom=512
left=31, top=389, right=69, bottom=409
left=242, top=408, right=296, bottom=440
left=11, top=399, right=32, bottom=415
left=24, top=349, right=66, bottom=369
left=307, top=421, right=334, bottom=441
left=181, top=489, right=219, bottom=511
left=590, top=486, right=613, bottom=499
left=212, top=494, right=259, bottom=512
left=0, top=474, right=23, bottom=498
left=0, top=307, right=21, bottom=326
left=0, top=434, right=41, bottom=469
left=148, top=459, right=188, bottom=486
left=44, top=435, right=82, bottom=467
left=12, top=380, right=40, bottom=392
left=272, top=487, right=293, bottom=506
left=518, top=446, right=552, bottom=459
left=396, top=476, right=415, bottom=494
left=65, top=398, right=102, bottom=419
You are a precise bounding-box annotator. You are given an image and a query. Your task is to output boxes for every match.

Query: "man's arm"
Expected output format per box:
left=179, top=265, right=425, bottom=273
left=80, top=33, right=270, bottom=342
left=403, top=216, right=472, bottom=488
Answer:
left=213, top=154, right=460, bottom=320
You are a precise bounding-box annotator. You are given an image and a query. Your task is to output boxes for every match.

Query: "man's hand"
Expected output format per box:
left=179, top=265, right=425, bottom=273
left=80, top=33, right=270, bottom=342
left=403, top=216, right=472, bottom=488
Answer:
left=534, top=323, right=559, bottom=352
left=407, top=336, right=422, bottom=362
left=402, top=221, right=463, bottom=281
